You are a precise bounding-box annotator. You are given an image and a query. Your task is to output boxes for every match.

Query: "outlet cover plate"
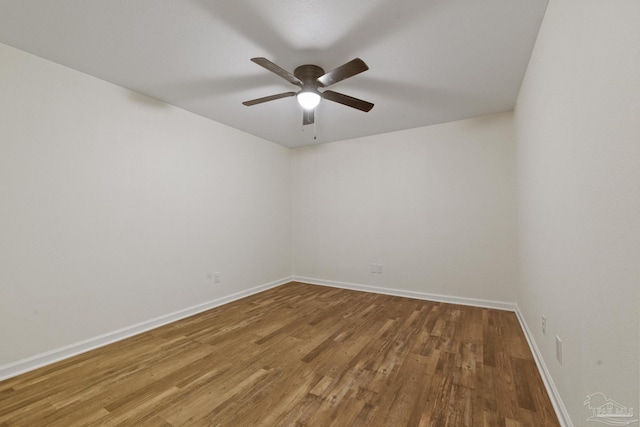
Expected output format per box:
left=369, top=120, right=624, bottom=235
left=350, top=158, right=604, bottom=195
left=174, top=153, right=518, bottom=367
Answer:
left=556, top=336, right=562, bottom=365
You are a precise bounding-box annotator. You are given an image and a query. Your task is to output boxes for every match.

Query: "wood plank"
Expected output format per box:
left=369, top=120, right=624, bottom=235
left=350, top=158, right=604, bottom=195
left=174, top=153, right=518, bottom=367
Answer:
left=0, top=282, right=560, bottom=426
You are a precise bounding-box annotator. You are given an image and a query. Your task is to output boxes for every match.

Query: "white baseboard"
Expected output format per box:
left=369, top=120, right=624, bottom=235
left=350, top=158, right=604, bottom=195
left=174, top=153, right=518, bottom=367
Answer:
left=0, top=276, right=292, bottom=382
left=292, top=276, right=517, bottom=311
left=514, top=306, right=573, bottom=427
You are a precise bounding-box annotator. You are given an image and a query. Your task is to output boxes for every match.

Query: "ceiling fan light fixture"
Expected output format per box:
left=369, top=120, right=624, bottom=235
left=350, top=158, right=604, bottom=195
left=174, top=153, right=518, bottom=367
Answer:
left=244, top=57, right=373, bottom=125
left=297, top=91, right=321, bottom=110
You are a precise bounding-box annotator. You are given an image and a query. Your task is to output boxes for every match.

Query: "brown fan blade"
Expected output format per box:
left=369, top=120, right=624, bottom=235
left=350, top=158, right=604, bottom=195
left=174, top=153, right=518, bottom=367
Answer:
left=303, top=109, right=314, bottom=126
left=251, top=57, right=303, bottom=87
left=316, top=58, right=369, bottom=87
left=243, top=91, right=296, bottom=106
left=322, top=90, right=374, bottom=112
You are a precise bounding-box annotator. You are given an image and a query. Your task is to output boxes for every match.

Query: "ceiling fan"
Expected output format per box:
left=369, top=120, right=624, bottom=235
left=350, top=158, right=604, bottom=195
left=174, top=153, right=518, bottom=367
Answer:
left=243, top=57, right=374, bottom=125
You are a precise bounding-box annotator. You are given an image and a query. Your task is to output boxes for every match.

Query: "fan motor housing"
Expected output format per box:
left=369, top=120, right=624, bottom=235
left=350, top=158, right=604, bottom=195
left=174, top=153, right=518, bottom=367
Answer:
left=294, top=65, right=325, bottom=86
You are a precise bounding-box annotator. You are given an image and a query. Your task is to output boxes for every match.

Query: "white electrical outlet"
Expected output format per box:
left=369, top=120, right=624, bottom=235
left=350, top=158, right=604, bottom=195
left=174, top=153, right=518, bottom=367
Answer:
left=214, top=272, right=221, bottom=283
left=556, top=336, right=562, bottom=365
left=370, top=264, right=383, bottom=274
left=542, top=315, right=547, bottom=335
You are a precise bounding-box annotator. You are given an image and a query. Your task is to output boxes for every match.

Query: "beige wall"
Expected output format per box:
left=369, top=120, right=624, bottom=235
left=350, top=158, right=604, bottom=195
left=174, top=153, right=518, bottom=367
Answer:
left=0, top=43, right=292, bottom=365
left=515, top=0, right=640, bottom=423
left=291, top=112, right=518, bottom=303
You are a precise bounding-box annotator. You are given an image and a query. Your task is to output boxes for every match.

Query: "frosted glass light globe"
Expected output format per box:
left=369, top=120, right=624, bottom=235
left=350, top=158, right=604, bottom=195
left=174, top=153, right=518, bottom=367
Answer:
left=297, top=91, right=321, bottom=110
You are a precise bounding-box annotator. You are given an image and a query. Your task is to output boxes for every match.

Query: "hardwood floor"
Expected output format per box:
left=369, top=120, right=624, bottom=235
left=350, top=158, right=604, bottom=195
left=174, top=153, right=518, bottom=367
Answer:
left=0, top=282, right=560, bottom=426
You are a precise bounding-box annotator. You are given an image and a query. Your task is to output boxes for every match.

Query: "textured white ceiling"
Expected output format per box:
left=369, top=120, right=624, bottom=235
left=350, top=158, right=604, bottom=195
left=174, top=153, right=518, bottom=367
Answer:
left=0, top=0, right=547, bottom=147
